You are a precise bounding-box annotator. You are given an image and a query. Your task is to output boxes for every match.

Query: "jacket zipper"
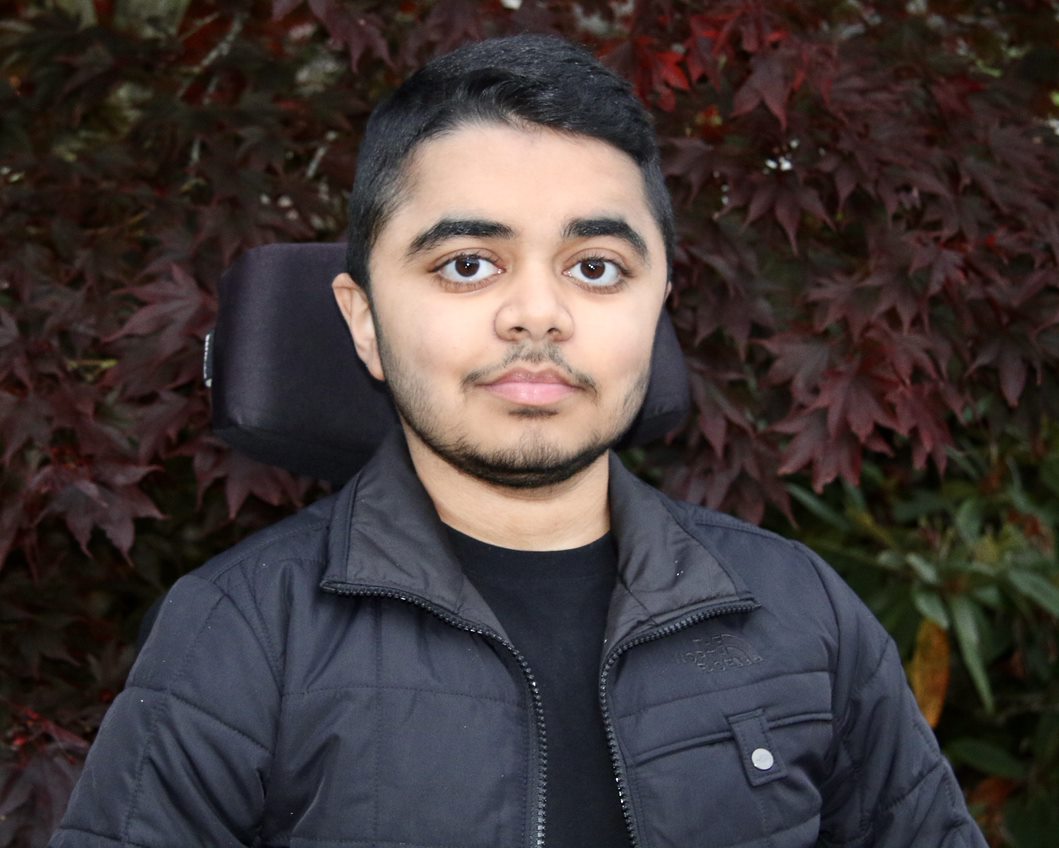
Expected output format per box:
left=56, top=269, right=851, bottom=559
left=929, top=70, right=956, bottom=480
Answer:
left=598, top=599, right=758, bottom=848
left=321, top=583, right=549, bottom=848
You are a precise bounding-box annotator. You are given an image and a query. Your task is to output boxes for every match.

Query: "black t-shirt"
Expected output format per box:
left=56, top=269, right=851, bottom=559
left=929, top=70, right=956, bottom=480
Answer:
left=446, top=527, right=630, bottom=848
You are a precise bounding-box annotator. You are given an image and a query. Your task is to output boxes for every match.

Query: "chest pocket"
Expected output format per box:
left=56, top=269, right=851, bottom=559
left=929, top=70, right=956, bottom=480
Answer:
left=624, top=703, right=832, bottom=848
left=614, top=630, right=834, bottom=846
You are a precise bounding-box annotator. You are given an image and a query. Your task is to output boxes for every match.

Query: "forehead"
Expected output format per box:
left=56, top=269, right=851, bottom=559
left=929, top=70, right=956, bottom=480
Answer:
left=375, top=122, right=663, bottom=251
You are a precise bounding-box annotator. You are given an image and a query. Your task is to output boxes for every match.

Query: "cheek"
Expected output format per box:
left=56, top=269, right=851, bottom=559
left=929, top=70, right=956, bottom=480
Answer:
left=581, top=310, right=658, bottom=378
left=385, top=310, right=484, bottom=379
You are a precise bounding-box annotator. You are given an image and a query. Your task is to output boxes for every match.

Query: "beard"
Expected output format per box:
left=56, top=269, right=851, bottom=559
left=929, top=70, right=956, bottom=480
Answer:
left=404, top=422, right=614, bottom=489
left=376, top=331, right=650, bottom=490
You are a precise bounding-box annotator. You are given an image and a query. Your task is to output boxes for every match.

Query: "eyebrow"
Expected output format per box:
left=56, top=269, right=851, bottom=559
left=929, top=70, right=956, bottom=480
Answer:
left=404, top=215, right=651, bottom=263
left=562, top=217, right=649, bottom=263
left=406, top=218, right=516, bottom=258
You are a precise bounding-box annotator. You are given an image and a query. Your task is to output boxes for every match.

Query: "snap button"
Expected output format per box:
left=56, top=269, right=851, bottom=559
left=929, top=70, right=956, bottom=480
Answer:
left=728, top=709, right=787, bottom=785
left=751, top=747, right=774, bottom=771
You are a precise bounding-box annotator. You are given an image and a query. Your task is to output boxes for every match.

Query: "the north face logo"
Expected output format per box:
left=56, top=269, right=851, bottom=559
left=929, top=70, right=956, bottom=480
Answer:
left=677, top=634, right=763, bottom=672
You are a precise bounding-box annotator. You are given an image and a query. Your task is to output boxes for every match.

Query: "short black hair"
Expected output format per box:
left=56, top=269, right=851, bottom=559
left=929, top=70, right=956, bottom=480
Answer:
left=345, top=34, right=674, bottom=290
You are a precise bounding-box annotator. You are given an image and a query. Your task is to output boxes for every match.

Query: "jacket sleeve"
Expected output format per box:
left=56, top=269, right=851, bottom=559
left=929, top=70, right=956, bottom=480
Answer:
left=803, top=546, right=989, bottom=848
left=50, top=572, right=279, bottom=847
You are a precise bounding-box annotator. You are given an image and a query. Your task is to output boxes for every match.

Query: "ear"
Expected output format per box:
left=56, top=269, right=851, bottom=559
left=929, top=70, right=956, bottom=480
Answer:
left=332, top=273, right=385, bottom=381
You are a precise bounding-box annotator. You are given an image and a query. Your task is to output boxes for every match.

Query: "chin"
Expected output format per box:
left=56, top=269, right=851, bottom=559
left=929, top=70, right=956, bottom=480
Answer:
left=420, top=426, right=613, bottom=490
left=449, top=445, right=609, bottom=489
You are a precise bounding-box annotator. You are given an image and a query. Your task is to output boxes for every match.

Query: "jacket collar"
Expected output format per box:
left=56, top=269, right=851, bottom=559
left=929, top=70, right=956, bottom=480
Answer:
left=320, top=432, right=755, bottom=648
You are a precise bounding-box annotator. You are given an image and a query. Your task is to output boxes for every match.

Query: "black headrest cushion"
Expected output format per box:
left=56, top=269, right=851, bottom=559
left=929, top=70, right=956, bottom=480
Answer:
left=209, top=243, right=689, bottom=484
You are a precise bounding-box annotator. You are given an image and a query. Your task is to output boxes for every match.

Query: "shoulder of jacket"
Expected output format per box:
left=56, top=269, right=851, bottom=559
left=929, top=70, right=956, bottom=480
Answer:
left=664, top=496, right=812, bottom=561
left=189, top=491, right=340, bottom=590
left=660, top=495, right=861, bottom=628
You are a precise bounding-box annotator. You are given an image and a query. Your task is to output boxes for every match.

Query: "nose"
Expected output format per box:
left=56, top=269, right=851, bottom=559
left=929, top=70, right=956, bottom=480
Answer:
left=494, top=267, right=574, bottom=343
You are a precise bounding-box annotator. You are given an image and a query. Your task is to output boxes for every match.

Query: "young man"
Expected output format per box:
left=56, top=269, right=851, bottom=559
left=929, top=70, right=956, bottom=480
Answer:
left=53, top=36, right=986, bottom=848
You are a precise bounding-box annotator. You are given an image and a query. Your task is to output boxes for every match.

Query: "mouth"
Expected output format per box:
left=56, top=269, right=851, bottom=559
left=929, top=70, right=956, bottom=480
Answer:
left=480, top=367, right=581, bottom=406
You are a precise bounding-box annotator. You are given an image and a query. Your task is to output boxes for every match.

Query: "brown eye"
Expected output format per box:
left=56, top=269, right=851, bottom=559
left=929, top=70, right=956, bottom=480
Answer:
left=565, top=257, right=624, bottom=288
left=436, top=254, right=501, bottom=285
left=455, top=257, right=480, bottom=277
left=580, top=259, right=606, bottom=279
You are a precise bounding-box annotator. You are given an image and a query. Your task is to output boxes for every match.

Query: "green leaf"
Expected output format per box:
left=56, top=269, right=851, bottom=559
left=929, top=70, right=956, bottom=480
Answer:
left=892, top=491, right=948, bottom=523
left=905, top=553, right=940, bottom=586
left=971, top=584, right=1002, bottom=610
left=785, top=484, right=852, bottom=532
left=948, top=595, right=994, bottom=713
left=947, top=737, right=1027, bottom=779
left=1007, top=569, right=1059, bottom=619
left=1041, top=455, right=1059, bottom=499
left=841, top=479, right=866, bottom=511
left=954, top=498, right=982, bottom=545
left=912, top=588, right=950, bottom=629
left=1008, top=485, right=1046, bottom=523
left=1005, top=791, right=1059, bottom=848
left=946, top=448, right=982, bottom=480
left=1033, top=713, right=1059, bottom=771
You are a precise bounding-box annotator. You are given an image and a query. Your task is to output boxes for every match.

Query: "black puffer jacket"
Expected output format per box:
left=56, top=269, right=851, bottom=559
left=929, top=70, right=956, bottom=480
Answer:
left=53, top=436, right=986, bottom=848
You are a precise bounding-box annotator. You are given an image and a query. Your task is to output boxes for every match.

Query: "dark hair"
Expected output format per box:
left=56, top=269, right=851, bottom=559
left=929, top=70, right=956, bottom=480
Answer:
left=345, top=34, right=674, bottom=290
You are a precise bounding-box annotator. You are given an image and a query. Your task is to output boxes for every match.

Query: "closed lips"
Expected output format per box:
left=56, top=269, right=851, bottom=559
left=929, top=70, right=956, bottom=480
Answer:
left=482, top=369, right=580, bottom=405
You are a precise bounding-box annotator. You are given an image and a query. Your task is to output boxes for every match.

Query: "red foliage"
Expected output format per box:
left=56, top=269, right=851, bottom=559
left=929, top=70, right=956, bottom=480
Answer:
left=1, top=0, right=1058, bottom=838
left=649, top=0, right=1059, bottom=519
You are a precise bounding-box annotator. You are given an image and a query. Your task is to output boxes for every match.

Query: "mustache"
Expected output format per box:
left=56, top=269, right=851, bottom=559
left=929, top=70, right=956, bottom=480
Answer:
left=462, top=344, right=598, bottom=394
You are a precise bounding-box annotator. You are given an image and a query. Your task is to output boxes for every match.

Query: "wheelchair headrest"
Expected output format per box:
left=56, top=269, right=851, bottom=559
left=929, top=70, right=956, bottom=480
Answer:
left=207, top=243, right=690, bottom=484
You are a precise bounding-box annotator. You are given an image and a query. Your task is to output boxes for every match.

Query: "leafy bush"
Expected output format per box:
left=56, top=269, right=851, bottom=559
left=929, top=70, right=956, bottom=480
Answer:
left=775, top=434, right=1059, bottom=847
left=1, top=0, right=1057, bottom=844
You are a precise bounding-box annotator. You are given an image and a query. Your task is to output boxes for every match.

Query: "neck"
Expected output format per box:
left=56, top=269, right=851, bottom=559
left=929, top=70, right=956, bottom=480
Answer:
left=404, top=434, right=611, bottom=551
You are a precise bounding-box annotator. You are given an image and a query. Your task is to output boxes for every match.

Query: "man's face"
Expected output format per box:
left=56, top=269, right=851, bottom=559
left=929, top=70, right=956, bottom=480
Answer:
left=336, top=122, right=670, bottom=488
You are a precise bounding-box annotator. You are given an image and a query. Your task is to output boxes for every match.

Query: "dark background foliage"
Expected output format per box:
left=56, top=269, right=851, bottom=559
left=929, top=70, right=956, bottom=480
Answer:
left=2, top=0, right=1058, bottom=844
